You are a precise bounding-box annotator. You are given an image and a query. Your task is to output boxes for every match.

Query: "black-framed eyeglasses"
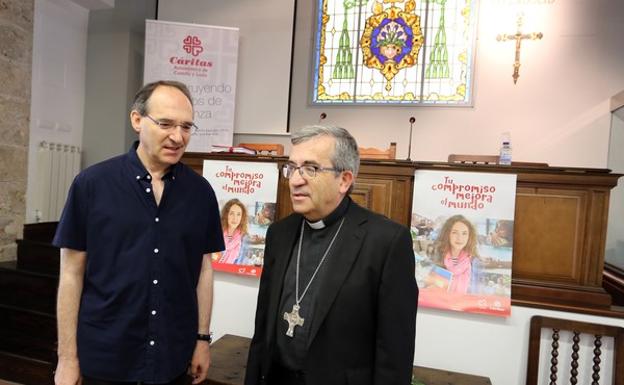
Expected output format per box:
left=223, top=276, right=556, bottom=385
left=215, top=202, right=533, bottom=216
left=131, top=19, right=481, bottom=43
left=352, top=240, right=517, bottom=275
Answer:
left=282, top=163, right=342, bottom=179
left=144, top=114, right=199, bottom=134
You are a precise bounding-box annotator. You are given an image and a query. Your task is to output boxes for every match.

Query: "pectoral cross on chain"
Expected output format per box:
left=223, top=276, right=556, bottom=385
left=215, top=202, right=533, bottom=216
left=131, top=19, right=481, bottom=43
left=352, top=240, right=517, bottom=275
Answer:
left=283, top=303, right=305, bottom=337
left=497, top=14, right=543, bottom=84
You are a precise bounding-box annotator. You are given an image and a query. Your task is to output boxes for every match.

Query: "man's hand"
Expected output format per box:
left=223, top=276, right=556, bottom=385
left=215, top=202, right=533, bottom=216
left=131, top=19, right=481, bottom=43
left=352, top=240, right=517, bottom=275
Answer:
left=189, top=340, right=211, bottom=384
left=55, top=357, right=81, bottom=385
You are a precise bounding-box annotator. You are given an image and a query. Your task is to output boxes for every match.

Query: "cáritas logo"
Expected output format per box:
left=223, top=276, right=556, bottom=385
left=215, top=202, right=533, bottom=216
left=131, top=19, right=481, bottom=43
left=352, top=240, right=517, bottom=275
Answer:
left=182, top=35, right=203, bottom=56
left=169, top=35, right=213, bottom=69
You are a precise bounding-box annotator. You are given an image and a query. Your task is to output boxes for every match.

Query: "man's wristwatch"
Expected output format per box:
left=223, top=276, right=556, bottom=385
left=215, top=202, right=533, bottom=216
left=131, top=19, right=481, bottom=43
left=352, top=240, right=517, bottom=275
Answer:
left=197, top=333, right=213, bottom=343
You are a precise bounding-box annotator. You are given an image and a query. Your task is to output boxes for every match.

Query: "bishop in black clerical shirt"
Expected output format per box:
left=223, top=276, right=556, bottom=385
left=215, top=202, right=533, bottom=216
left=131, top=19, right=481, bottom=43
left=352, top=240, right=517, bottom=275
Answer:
left=245, top=125, right=418, bottom=385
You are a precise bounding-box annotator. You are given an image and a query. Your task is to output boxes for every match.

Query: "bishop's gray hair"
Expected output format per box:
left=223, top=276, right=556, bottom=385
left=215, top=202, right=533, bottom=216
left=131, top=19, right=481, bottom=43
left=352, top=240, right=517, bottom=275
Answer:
left=291, top=125, right=360, bottom=192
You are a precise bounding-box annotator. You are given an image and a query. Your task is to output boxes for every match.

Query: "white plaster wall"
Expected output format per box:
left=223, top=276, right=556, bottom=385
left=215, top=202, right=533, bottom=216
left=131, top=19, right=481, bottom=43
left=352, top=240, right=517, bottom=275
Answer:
left=71, top=0, right=114, bottom=10
left=25, top=0, right=89, bottom=223
left=284, top=0, right=624, bottom=169
left=81, top=0, right=155, bottom=168
left=210, top=273, right=260, bottom=340
left=158, top=0, right=295, bottom=136
left=155, top=0, right=624, bottom=168
left=81, top=23, right=130, bottom=168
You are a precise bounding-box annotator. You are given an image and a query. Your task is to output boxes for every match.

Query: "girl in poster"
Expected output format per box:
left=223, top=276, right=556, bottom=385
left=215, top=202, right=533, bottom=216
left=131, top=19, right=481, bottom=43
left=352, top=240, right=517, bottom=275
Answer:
left=217, top=198, right=248, bottom=264
left=437, top=215, right=482, bottom=295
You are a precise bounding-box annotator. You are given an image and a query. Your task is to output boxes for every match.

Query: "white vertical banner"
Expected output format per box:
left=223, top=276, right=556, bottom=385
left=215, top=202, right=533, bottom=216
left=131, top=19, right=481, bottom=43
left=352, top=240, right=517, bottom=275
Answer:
left=144, top=20, right=239, bottom=152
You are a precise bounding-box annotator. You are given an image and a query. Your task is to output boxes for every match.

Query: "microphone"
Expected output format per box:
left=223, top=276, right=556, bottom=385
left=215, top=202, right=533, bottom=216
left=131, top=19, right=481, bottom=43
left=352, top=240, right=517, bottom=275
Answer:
left=407, top=117, right=415, bottom=161
left=319, top=112, right=327, bottom=123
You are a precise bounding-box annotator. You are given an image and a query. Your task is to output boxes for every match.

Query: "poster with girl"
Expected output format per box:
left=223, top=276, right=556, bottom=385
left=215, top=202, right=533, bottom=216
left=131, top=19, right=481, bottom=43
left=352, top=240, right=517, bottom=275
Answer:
left=203, top=160, right=279, bottom=277
left=411, top=170, right=517, bottom=317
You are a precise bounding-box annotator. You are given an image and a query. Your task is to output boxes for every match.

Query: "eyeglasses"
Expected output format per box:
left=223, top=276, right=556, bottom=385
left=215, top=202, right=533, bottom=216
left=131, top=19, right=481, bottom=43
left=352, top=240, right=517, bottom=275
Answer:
left=144, top=114, right=198, bottom=133
left=282, top=163, right=342, bottom=179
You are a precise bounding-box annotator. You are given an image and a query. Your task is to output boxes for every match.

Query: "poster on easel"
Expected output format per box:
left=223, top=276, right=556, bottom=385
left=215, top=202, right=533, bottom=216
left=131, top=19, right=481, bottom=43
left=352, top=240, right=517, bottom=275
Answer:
left=144, top=20, right=239, bottom=152
left=203, top=160, right=279, bottom=277
left=411, top=170, right=517, bottom=317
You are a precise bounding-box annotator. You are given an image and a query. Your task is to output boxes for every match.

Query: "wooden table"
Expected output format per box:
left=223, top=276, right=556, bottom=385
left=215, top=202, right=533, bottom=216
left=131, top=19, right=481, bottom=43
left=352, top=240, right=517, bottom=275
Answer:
left=204, top=334, right=491, bottom=385
left=411, top=366, right=491, bottom=385
left=205, top=334, right=251, bottom=385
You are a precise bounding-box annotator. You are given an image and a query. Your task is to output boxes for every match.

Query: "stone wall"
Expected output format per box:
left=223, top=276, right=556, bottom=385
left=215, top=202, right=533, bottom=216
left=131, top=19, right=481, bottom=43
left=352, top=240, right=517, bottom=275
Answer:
left=0, top=0, right=33, bottom=261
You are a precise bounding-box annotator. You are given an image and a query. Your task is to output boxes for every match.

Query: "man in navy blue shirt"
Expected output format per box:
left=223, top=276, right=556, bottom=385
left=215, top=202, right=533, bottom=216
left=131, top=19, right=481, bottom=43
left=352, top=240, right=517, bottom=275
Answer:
left=53, top=80, right=225, bottom=385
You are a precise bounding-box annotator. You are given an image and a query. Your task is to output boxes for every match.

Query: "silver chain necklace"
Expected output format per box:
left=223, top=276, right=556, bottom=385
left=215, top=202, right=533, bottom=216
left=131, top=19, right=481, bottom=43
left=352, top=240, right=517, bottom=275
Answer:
left=283, top=217, right=345, bottom=337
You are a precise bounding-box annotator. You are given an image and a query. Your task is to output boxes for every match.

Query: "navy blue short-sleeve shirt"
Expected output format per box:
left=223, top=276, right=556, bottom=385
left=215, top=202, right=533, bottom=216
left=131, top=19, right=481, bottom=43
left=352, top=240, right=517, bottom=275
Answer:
left=53, top=142, right=225, bottom=383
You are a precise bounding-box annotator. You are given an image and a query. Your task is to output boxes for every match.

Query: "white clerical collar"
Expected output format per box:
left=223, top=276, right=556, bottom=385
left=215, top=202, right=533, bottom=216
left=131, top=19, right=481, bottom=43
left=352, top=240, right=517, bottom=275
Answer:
left=304, top=197, right=351, bottom=230
left=306, top=219, right=326, bottom=229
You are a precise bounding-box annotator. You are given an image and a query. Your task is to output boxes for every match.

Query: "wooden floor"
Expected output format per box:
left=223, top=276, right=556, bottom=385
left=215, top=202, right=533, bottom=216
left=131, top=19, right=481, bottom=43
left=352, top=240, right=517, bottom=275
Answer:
left=0, top=380, right=21, bottom=385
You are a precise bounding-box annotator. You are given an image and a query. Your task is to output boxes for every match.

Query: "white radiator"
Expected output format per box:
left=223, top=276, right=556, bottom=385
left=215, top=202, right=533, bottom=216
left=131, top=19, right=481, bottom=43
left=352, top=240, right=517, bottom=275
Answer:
left=34, top=141, right=81, bottom=222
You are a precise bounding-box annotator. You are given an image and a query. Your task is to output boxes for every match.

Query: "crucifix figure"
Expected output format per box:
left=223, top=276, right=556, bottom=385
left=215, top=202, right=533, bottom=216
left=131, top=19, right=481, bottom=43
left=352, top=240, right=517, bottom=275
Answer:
left=283, top=303, right=305, bottom=337
left=497, top=14, right=543, bottom=84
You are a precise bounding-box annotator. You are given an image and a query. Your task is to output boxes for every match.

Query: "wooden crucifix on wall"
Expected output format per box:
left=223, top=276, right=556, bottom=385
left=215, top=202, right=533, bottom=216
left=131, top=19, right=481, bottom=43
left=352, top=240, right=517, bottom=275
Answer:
left=497, top=14, right=543, bottom=84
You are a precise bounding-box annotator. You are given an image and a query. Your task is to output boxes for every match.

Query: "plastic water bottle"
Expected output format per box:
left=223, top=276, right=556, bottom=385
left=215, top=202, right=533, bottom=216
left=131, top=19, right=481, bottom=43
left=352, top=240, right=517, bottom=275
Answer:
left=499, top=133, right=512, bottom=166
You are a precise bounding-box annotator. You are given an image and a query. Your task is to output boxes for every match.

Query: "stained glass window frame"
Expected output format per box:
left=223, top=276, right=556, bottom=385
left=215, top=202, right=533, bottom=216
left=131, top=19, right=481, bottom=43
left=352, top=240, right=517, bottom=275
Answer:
left=311, top=0, right=479, bottom=106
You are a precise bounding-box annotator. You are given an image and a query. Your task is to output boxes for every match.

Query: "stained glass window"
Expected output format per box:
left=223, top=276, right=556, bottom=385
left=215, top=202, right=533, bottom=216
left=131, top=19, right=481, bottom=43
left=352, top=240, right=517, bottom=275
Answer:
left=312, top=0, right=478, bottom=105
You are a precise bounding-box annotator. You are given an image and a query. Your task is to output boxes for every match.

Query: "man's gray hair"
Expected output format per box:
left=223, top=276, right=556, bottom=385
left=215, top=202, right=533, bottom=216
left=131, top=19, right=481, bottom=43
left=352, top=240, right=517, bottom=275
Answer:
left=291, top=126, right=360, bottom=189
left=131, top=80, right=193, bottom=115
